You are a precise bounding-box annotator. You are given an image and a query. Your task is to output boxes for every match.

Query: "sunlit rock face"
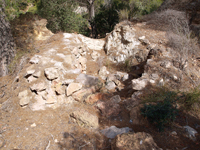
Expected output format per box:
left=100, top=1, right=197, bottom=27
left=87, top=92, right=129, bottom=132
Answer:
left=105, top=21, right=140, bottom=63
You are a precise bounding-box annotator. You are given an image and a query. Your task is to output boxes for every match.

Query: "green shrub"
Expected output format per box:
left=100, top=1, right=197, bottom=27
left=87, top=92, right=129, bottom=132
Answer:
left=94, top=2, right=120, bottom=37
left=129, top=0, right=163, bottom=18
left=4, top=0, right=37, bottom=20
left=141, top=91, right=178, bottom=131
left=37, top=0, right=89, bottom=35
left=181, top=88, right=200, bottom=111
left=142, top=87, right=179, bottom=103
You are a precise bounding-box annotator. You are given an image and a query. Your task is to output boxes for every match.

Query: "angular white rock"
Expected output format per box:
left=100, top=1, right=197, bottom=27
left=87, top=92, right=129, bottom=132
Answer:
left=132, top=78, right=148, bottom=90
left=99, top=66, right=109, bottom=80
left=44, top=67, right=59, bottom=80
left=66, top=83, right=82, bottom=96
left=30, top=82, right=46, bottom=92
left=29, top=55, right=41, bottom=64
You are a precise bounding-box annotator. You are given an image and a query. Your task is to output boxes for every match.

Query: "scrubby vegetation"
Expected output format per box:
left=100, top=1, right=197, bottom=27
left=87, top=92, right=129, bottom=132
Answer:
left=3, top=0, right=164, bottom=37
left=141, top=87, right=200, bottom=131
left=147, top=9, right=199, bottom=63
left=141, top=98, right=178, bottom=131
left=37, top=0, right=89, bottom=35
left=94, top=0, right=163, bottom=37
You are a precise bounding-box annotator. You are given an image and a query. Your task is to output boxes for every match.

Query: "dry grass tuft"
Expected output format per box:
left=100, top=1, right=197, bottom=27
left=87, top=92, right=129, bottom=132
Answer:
left=147, top=9, right=200, bottom=63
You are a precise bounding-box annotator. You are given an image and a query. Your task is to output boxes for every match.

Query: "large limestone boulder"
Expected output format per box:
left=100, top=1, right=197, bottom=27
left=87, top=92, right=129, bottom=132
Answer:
left=105, top=21, right=140, bottom=63
left=112, top=132, right=160, bottom=150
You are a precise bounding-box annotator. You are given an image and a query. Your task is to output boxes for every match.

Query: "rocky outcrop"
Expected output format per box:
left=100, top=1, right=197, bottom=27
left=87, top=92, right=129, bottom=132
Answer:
left=33, top=19, right=54, bottom=41
left=105, top=21, right=140, bottom=63
left=112, top=132, right=160, bottom=150
left=0, top=0, right=16, bottom=76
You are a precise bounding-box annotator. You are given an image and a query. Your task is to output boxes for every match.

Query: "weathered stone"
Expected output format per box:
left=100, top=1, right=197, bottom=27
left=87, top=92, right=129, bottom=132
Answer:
left=132, top=78, right=148, bottom=90
left=78, top=56, right=87, bottom=71
left=105, top=81, right=116, bottom=91
left=57, top=95, right=67, bottom=105
left=113, top=80, right=121, bottom=86
left=64, top=55, right=73, bottom=65
left=52, top=80, right=65, bottom=95
left=72, top=87, right=96, bottom=102
left=101, top=126, right=131, bottom=139
left=46, top=95, right=57, bottom=104
left=30, top=82, right=46, bottom=92
left=29, top=55, right=41, bottom=64
left=85, top=93, right=103, bottom=104
left=116, top=72, right=128, bottom=80
left=33, top=19, right=54, bottom=41
left=96, top=100, right=121, bottom=117
left=70, top=108, right=99, bottom=128
left=37, top=91, right=48, bottom=100
left=25, top=65, right=35, bottom=77
left=105, top=21, right=140, bottom=63
left=30, top=95, right=46, bottom=111
left=122, top=74, right=129, bottom=81
left=138, top=36, right=150, bottom=45
left=171, top=131, right=177, bottom=136
left=107, top=73, right=120, bottom=82
left=44, top=67, right=59, bottom=80
left=55, top=84, right=65, bottom=95
left=18, top=90, right=31, bottom=106
left=33, top=71, right=41, bottom=78
left=160, top=61, right=171, bottom=69
left=66, top=96, right=76, bottom=104
left=91, top=51, right=100, bottom=61
left=78, top=34, right=105, bottom=51
left=27, top=76, right=37, bottom=83
left=183, top=126, right=198, bottom=141
left=66, top=83, right=82, bottom=96
left=62, top=79, right=74, bottom=85
left=112, top=132, right=160, bottom=150
left=110, top=95, right=121, bottom=103
left=135, top=50, right=148, bottom=63
left=99, top=66, right=109, bottom=80
left=76, top=74, right=99, bottom=87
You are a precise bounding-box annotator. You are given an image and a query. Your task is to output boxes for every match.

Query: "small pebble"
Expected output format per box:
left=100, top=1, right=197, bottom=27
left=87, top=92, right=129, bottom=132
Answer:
left=31, top=123, right=36, bottom=127
left=171, top=131, right=177, bottom=136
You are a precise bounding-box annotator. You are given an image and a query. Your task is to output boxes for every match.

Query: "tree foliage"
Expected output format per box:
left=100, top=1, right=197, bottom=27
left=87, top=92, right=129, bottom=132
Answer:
left=4, top=0, right=37, bottom=20
left=37, top=0, right=89, bottom=35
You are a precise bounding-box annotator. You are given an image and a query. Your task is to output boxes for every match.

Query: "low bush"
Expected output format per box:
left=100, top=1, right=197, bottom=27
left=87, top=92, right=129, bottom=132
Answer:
left=141, top=91, right=178, bottom=131
left=180, top=88, right=200, bottom=111
left=129, top=0, right=163, bottom=18
left=147, top=9, right=199, bottom=62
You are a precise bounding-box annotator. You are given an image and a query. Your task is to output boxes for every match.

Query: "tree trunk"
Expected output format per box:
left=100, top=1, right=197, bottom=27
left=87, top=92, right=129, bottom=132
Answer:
left=0, top=0, right=16, bottom=76
left=88, top=0, right=95, bottom=19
